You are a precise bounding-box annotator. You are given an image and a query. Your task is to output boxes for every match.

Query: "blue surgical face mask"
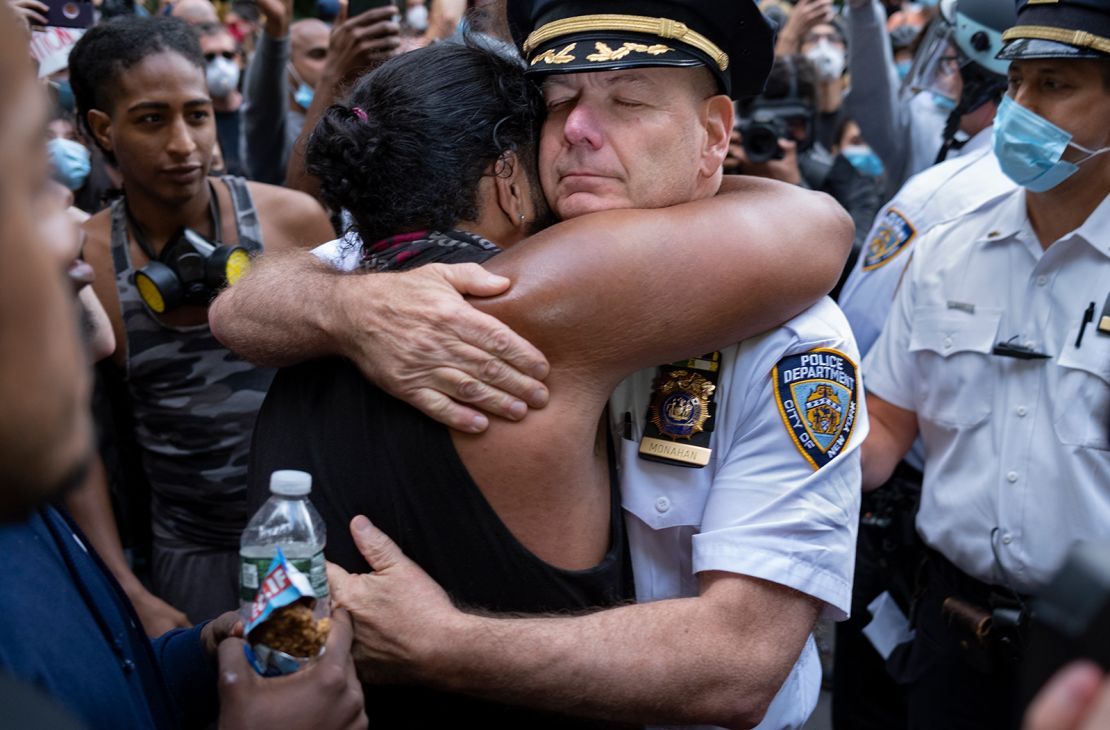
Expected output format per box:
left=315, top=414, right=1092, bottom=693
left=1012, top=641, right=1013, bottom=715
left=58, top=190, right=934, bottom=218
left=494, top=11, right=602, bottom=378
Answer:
left=931, top=91, right=957, bottom=112
left=294, top=82, right=314, bottom=110
left=917, top=0, right=939, bottom=8
left=288, top=64, right=315, bottom=110
left=992, top=94, right=1110, bottom=193
left=896, top=60, right=912, bottom=81
left=842, top=145, right=885, bottom=178
left=47, top=137, right=91, bottom=191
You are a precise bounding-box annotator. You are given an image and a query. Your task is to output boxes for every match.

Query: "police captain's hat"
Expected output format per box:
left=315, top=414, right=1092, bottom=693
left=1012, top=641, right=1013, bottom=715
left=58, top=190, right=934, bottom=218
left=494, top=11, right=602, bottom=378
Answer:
left=506, top=0, right=775, bottom=99
left=997, top=0, right=1110, bottom=60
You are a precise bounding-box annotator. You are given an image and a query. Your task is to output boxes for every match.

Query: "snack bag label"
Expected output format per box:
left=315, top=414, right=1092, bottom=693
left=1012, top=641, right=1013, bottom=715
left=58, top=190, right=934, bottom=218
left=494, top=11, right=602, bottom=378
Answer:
left=244, top=548, right=316, bottom=634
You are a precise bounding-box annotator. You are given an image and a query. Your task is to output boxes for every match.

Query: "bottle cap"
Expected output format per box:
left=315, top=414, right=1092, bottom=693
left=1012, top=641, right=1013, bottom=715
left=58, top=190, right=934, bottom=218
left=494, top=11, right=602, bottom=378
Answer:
left=269, top=470, right=312, bottom=497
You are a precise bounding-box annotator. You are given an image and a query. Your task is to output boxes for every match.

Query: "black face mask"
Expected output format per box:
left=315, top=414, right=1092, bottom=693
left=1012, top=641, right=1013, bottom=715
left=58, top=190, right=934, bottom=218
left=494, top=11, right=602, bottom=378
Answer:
left=129, top=183, right=251, bottom=314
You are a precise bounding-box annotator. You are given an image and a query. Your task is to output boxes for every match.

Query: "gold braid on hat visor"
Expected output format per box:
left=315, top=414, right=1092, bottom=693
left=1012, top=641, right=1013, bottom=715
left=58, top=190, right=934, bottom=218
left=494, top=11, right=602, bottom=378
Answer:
left=1001, top=25, right=1110, bottom=55
left=523, top=14, right=730, bottom=71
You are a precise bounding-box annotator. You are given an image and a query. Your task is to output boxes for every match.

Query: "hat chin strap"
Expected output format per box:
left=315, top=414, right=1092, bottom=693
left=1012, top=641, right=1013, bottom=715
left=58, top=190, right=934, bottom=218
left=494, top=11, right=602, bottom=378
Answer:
left=935, top=65, right=1006, bottom=164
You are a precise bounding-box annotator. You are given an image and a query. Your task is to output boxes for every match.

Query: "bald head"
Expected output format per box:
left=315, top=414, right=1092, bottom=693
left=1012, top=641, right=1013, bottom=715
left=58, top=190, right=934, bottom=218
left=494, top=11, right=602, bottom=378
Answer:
left=171, top=0, right=219, bottom=25
left=290, top=19, right=330, bottom=89
left=291, top=18, right=329, bottom=51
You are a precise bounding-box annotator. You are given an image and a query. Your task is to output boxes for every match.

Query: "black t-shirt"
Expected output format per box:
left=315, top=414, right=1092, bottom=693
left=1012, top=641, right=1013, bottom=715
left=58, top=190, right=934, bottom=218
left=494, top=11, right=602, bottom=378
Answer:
left=249, top=359, right=635, bottom=728
left=248, top=229, right=636, bottom=727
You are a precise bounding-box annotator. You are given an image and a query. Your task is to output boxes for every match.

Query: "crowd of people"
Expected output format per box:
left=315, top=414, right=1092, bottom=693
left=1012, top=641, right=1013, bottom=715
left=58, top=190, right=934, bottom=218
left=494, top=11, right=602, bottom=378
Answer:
left=1, top=0, right=1108, bottom=728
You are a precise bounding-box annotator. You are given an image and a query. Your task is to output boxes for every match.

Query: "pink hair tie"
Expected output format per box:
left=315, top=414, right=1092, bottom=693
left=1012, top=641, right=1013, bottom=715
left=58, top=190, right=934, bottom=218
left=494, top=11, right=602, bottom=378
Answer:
left=352, top=106, right=369, bottom=122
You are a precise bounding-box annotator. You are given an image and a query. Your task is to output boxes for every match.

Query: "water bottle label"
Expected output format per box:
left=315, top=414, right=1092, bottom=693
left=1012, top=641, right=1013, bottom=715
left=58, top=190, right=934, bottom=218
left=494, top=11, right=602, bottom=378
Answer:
left=241, top=562, right=259, bottom=592
left=239, top=551, right=329, bottom=604
left=310, top=552, right=328, bottom=599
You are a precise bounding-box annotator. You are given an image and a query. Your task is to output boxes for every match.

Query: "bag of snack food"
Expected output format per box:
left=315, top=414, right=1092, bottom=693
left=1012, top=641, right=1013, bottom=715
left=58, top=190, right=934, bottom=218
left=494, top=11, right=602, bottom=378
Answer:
left=243, top=548, right=331, bottom=676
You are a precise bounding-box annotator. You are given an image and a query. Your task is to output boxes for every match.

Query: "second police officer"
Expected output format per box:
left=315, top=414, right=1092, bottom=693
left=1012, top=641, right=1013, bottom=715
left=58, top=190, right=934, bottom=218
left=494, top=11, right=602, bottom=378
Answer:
left=861, top=0, right=1110, bottom=727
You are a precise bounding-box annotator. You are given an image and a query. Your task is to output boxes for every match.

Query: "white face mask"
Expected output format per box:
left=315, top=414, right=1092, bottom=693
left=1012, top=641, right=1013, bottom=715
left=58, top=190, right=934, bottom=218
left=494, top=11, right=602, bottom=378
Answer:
left=206, top=56, right=241, bottom=99
left=405, top=3, right=429, bottom=31
left=805, top=39, right=846, bottom=82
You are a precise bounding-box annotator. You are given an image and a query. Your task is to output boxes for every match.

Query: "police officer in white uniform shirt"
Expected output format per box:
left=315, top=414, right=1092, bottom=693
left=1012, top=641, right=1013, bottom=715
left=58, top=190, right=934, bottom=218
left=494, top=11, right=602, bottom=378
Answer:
left=862, top=0, right=1110, bottom=726
left=494, top=3, right=866, bottom=726
left=840, top=0, right=1018, bottom=361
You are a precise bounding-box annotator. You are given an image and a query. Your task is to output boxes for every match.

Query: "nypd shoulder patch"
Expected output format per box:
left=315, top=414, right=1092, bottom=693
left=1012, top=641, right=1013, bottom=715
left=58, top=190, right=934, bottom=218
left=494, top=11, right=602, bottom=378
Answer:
left=772, top=349, right=860, bottom=471
left=862, top=208, right=915, bottom=272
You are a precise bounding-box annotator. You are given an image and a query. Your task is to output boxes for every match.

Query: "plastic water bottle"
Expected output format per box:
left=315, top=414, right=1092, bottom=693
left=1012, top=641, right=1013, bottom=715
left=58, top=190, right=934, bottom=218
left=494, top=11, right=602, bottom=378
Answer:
left=239, top=470, right=329, bottom=617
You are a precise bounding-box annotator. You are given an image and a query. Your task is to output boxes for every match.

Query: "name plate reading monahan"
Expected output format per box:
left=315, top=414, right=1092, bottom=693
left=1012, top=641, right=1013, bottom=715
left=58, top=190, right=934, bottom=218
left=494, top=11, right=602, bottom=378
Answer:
left=638, top=436, right=712, bottom=467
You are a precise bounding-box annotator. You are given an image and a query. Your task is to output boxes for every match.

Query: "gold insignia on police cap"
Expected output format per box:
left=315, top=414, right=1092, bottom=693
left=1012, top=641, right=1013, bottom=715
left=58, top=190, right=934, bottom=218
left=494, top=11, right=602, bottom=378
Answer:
left=587, top=41, right=674, bottom=62
left=530, top=42, right=578, bottom=66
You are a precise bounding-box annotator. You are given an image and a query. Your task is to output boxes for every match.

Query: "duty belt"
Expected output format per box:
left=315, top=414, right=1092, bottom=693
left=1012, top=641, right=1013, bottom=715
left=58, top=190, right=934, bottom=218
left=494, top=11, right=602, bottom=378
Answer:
left=928, top=549, right=1031, bottom=668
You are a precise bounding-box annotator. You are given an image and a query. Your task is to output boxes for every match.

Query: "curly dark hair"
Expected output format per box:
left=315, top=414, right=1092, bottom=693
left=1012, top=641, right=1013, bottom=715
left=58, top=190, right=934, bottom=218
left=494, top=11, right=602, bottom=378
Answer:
left=306, top=38, right=545, bottom=245
left=68, top=16, right=205, bottom=162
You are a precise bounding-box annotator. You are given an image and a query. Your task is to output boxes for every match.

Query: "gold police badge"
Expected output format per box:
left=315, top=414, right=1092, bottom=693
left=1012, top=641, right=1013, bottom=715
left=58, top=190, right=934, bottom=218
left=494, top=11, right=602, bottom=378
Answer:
left=648, top=370, right=715, bottom=439
left=638, top=368, right=717, bottom=467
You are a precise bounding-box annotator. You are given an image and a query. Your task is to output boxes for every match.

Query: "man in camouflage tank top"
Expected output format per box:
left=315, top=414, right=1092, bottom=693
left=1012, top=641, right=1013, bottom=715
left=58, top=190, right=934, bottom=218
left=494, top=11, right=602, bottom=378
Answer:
left=72, top=17, right=335, bottom=623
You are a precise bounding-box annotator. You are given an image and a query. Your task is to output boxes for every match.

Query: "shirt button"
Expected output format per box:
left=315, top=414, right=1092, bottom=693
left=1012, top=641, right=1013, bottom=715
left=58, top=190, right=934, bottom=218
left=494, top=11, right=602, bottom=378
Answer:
left=1024, top=341, right=1035, bottom=350
left=1002, top=533, right=1014, bottom=545
left=655, top=497, right=670, bottom=513
left=1016, top=406, right=1027, bottom=417
left=1006, top=471, right=1019, bottom=483
left=1036, top=275, right=1048, bottom=286
left=943, top=336, right=953, bottom=349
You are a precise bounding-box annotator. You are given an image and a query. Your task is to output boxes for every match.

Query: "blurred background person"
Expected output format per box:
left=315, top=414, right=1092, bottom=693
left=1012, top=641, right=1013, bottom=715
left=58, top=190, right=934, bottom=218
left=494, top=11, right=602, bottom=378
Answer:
left=843, top=0, right=1002, bottom=195
left=801, top=16, right=850, bottom=149
left=170, top=0, right=218, bottom=26
left=197, top=21, right=247, bottom=177
left=729, top=54, right=883, bottom=296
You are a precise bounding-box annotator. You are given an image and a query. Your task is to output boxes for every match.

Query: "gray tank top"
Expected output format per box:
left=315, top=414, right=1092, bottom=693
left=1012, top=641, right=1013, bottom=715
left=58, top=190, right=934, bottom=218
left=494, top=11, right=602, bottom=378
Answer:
left=110, top=176, right=274, bottom=548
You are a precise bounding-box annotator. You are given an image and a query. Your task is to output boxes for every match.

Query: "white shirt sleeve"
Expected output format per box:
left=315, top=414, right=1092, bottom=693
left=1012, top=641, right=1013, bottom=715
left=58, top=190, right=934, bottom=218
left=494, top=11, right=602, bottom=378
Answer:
left=691, top=302, right=865, bottom=621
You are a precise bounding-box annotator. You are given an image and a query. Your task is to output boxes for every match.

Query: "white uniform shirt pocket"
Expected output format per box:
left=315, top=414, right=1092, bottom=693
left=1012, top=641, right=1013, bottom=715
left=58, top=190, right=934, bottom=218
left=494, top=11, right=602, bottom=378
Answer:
left=1055, top=334, right=1110, bottom=450
left=618, top=437, right=713, bottom=530
left=908, top=306, right=1002, bottom=428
